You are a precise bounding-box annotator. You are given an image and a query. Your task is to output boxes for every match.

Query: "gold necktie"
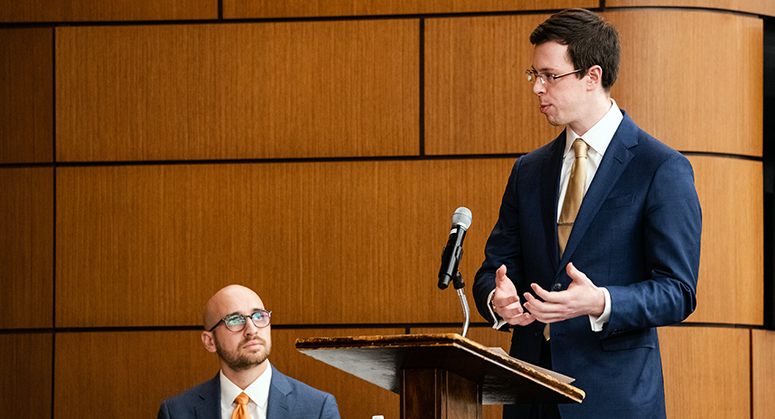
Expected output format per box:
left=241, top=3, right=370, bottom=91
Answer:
left=232, top=392, right=251, bottom=419
left=557, top=139, right=589, bottom=256
left=546, top=139, right=588, bottom=341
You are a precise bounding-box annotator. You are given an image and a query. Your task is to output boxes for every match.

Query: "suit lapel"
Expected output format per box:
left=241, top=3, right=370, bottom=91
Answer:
left=266, top=366, right=291, bottom=418
left=558, top=112, right=638, bottom=266
left=195, top=374, right=221, bottom=419
left=540, top=131, right=566, bottom=275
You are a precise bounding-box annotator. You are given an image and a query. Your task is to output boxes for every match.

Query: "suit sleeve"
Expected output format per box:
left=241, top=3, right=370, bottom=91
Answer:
left=473, top=158, right=524, bottom=330
left=602, top=152, right=701, bottom=338
left=319, top=393, right=341, bottom=419
left=156, top=400, right=171, bottom=419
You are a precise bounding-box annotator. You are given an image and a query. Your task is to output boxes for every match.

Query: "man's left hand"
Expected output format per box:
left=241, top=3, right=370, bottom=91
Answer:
left=522, top=262, right=605, bottom=324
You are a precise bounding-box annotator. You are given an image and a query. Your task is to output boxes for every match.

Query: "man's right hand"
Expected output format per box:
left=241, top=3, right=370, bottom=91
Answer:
left=493, top=265, right=536, bottom=326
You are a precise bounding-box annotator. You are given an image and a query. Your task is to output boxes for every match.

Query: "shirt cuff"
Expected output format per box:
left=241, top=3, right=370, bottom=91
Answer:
left=488, top=289, right=509, bottom=330
left=588, top=287, right=611, bottom=332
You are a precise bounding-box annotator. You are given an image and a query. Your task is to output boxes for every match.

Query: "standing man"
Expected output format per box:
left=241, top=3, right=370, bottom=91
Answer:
left=157, top=285, right=341, bottom=419
left=472, top=8, right=701, bottom=419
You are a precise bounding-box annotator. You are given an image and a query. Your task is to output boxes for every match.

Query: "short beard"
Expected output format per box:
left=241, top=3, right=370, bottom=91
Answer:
left=214, top=335, right=271, bottom=372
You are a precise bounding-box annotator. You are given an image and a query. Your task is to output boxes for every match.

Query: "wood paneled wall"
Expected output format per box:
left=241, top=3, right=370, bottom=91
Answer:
left=0, top=334, right=52, bottom=417
left=659, top=327, right=752, bottom=418
left=221, top=0, right=597, bottom=19
left=0, top=0, right=216, bottom=22
left=0, top=168, right=53, bottom=329
left=0, top=28, right=53, bottom=163
left=1, top=1, right=773, bottom=419
left=55, top=21, right=420, bottom=161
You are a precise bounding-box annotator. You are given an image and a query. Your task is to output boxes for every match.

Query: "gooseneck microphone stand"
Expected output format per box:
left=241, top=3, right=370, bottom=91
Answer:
left=453, top=271, right=470, bottom=338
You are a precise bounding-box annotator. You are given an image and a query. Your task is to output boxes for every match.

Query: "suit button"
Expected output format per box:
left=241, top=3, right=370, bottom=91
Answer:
left=552, top=283, right=562, bottom=291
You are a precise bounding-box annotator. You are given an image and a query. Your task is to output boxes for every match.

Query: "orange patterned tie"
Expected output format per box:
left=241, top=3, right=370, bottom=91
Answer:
left=231, top=392, right=251, bottom=419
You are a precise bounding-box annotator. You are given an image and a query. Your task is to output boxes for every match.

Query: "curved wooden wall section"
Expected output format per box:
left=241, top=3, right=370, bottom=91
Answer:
left=0, top=2, right=772, bottom=419
left=425, top=10, right=763, bottom=156
left=222, top=0, right=597, bottom=19
left=606, top=10, right=762, bottom=157
left=607, top=0, right=775, bottom=17
left=689, top=157, right=764, bottom=325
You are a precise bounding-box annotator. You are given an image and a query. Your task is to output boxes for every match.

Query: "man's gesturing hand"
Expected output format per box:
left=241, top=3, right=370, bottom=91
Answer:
left=522, top=262, right=605, bottom=324
left=492, top=265, right=536, bottom=326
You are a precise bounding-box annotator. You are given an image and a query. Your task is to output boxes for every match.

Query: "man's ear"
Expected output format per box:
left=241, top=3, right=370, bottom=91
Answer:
left=586, top=65, right=603, bottom=90
left=201, top=331, right=217, bottom=353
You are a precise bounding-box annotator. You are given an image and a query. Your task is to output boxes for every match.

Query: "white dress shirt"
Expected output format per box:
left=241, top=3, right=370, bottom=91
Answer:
left=488, top=99, right=623, bottom=332
left=220, top=361, right=273, bottom=419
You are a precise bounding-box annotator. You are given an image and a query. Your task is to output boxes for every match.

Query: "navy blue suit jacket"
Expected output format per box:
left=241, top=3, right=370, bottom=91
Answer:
left=157, top=365, right=340, bottom=419
left=473, top=110, right=701, bottom=419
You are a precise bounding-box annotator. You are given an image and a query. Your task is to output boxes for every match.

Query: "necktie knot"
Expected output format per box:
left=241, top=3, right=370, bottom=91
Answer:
left=573, top=138, right=588, bottom=159
left=235, top=392, right=250, bottom=406
left=232, top=392, right=251, bottom=419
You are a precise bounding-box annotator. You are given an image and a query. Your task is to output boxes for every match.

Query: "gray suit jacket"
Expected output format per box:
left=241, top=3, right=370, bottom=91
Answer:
left=157, top=365, right=340, bottom=419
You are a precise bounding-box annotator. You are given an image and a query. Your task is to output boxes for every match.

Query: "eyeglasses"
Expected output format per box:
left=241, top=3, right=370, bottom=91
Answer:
left=526, top=68, right=584, bottom=85
left=208, top=310, right=272, bottom=332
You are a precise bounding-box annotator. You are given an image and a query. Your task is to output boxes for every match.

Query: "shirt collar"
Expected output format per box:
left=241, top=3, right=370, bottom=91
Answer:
left=564, top=98, right=623, bottom=158
left=220, top=361, right=273, bottom=410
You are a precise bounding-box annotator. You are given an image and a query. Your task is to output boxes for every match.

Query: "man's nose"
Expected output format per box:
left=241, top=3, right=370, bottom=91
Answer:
left=243, top=318, right=259, bottom=335
left=532, top=79, right=545, bottom=95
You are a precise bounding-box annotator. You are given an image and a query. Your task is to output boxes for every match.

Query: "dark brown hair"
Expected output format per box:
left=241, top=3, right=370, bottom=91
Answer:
left=530, top=8, right=620, bottom=90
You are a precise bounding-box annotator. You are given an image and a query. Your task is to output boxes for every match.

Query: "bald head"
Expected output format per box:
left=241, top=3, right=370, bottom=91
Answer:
left=203, top=285, right=265, bottom=330
left=201, top=284, right=272, bottom=384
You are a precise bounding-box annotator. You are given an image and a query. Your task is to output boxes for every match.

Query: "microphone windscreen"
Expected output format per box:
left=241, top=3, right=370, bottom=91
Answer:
left=452, top=207, right=472, bottom=229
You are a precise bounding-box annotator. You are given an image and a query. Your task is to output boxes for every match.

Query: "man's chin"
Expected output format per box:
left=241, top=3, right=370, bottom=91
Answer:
left=228, top=355, right=268, bottom=372
left=544, top=115, right=561, bottom=127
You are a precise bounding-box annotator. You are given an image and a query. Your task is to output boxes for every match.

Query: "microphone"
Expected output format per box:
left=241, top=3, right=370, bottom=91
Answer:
left=438, top=207, right=472, bottom=290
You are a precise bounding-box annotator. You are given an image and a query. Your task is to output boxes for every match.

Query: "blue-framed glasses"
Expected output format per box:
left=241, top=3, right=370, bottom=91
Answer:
left=208, top=309, right=272, bottom=332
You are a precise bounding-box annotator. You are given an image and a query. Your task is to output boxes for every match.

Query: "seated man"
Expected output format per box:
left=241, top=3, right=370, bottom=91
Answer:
left=157, top=284, right=341, bottom=419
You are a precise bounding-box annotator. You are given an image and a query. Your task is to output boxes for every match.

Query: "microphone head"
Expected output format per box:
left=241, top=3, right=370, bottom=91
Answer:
left=451, top=207, right=472, bottom=229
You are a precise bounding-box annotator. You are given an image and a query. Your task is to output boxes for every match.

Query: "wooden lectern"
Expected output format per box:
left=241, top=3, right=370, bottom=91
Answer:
left=296, top=333, right=584, bottom=419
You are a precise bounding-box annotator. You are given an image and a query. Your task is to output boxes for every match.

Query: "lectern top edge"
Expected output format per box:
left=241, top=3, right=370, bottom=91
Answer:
left=295, top=332, right=585, bottom=404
